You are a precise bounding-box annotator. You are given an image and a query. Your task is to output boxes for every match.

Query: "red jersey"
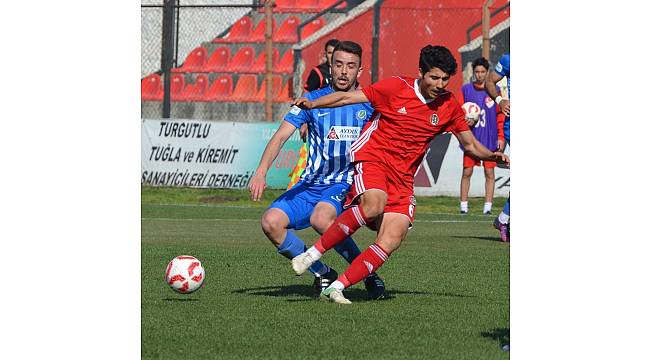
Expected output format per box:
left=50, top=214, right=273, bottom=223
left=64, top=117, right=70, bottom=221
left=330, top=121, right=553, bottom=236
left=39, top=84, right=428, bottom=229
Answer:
left=352, top=76, right=470, bottom=180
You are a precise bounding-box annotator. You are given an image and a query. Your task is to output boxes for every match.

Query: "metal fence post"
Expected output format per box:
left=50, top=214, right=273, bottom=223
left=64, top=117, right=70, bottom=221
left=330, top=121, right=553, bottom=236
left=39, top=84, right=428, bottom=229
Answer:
left=371, top=0, right=383, bottom=83
left=161, top=0, right=176, bottom=119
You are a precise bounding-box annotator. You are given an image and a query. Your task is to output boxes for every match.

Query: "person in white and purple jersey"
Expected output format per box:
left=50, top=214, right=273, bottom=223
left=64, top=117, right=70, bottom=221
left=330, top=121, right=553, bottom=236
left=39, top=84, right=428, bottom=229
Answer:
left=249, top=41, right=386, bottom=299
left=486, top=53, right=510, bottom=242
left=459, top=57, right=505, bottom=216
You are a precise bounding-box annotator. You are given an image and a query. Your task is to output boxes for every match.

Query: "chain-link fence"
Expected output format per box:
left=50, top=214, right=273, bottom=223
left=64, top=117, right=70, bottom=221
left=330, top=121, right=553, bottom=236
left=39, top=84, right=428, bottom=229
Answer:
left=141, top=0, right=510, bottom=121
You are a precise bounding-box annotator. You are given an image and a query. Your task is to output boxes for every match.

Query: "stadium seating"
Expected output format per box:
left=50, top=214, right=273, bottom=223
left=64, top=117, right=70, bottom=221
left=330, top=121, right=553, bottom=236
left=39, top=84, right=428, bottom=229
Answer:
left=231, top=74, right=258, bottom=102
left=181, top=74, right=209, bottom=102
left=276, top=78, right=292, bottom=102
left=295, top=0, right=321, bottom=12
left=301, top=18, right=326, bottom=39
left=203, top=75, right=233, bottom=101
left=172, top=47, right=207, bottom=73
left=170, top=73, right=185, bottom=101
left=227, top=47, right=256, bottom=73
left=212, top=16, right=253, bottom=43
left=274, top=49, right=294, bottom=74
left=249, top=48, right=280, bottom=73
left=255, top=76, right=284, bottom=102
left=249, top=18, right=276, bottom=42
left=203, top=47, right=231, bottom=73
left=320, top=0, right=347, bottom=9
left=273, top=16, right=300, bottom=43
left=141, top=74, right=162, bottom=101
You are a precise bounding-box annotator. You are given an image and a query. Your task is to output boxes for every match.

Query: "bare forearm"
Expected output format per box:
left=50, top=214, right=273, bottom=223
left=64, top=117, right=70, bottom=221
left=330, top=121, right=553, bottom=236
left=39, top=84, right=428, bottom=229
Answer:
left=255, top=137, right=284, bottom=177
left=485, top=80, right=500, bottom=100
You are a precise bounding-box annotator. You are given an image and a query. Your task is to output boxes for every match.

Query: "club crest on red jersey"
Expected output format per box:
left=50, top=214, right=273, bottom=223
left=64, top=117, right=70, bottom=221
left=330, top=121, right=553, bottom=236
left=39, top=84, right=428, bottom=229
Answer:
left=430, top=113, right=439, bottom=125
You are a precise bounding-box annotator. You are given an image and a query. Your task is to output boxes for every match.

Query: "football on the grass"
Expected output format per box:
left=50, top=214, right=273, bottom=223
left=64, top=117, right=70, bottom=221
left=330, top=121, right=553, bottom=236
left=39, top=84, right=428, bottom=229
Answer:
left=165, top=255, right=205, bottom=294
left=461, top=102, right=480, bottom=121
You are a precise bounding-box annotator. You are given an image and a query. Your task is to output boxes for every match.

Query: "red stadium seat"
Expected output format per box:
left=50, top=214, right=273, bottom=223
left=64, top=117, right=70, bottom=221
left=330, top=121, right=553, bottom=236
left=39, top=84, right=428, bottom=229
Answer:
left=141, top=74, right=162, bottom=101
left=182, top=74, right=209, bottom=102
left=227, top=47, right=256, bottom=73
left=301, top=18, right=326, bottom=40
left=274, top=0, right=297, bottom=11
left=273, top=16, right=300, bottom=43
left=231, top=75, right=258, bottom=102
left=274, top=49, right=294, bottom=74
left=276, top=78, right=292, bottom=102
left=255, top=76, right=284, bottom=102
left=250, top=48, right=280, bottom=73
left=320, top=0, right=347, bottom=9
left=172, top=47, right=207, bottom=73
left=296, top=0, right=320, bottom=12
left=203, top=75, right=233, bottom=101
left=249, top=18, right=276, bottom=42
left=212, top=16, right=253, bottom=43
left=203, top=47, right=231, bottom=72
left=170, top=73, right=185, bottom=101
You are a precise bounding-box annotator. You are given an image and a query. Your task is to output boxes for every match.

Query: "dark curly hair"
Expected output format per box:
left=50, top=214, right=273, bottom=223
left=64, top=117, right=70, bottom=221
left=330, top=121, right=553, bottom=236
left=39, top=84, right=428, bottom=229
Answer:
left=419, top=45, right=457, bottom=75
left=472, top=57, right=490, bottom=71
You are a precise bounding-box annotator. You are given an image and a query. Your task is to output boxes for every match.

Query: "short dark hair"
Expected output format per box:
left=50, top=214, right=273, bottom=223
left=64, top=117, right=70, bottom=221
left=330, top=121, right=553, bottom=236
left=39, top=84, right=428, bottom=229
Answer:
left=332, top=40, right=363, bottom=65
left=472, top=57, right=490, bottom=71
left=325, top=39, right=340, bottom=50
left=419, top=45, right=457, bottom=75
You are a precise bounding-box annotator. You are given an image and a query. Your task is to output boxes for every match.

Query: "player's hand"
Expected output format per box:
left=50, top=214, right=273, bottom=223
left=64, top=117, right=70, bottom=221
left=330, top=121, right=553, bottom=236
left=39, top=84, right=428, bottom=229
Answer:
left=499, top=99, right=510, bottom=117
left=248, top=172, right=267, bottom=201
left=293, top=97, right=313, bottom=110
left=493, top=151, right=510, bottom=168
left=299, top=123, right=308, bottom=142
left=465, top=116, right=477, bottom=127
left=497, top=139, right=505, bottom=152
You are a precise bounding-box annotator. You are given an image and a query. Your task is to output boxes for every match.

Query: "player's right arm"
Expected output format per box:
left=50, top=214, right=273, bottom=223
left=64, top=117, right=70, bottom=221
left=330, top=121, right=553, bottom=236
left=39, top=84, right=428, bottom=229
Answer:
left=293, top=89, right=368, bottom=110
left=485, top=71, right=509, bottom=117
left=249, top=121, right=297, bottom=201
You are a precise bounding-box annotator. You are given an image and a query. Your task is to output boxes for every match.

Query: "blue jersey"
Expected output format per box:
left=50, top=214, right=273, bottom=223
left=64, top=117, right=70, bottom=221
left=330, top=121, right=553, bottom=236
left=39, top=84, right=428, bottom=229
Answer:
left=284, top=86, right=373, bottom=185
left=494, top=54, right=510, bottom=97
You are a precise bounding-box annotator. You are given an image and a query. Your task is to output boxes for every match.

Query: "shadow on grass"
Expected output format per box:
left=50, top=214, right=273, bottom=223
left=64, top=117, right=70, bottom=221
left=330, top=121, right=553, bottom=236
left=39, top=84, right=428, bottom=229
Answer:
left=233, top=285, right=433, bottom=302
left=481, top=327, right=509, bottom=347
left=162, top=298, right=200, bottom=302
left=451, top=235, right=505, bottom=242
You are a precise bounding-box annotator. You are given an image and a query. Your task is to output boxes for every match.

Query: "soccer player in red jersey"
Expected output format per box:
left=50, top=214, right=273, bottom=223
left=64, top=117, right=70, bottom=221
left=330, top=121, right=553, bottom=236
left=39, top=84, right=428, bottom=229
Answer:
left=291, top=45, right=509, bottom=304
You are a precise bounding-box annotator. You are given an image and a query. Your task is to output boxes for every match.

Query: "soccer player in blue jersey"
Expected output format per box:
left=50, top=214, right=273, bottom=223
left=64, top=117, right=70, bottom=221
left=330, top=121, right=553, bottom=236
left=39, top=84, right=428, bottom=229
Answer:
left=485, top=53, right=510, bottom=242
left=249, top=41, right=386, bottom=299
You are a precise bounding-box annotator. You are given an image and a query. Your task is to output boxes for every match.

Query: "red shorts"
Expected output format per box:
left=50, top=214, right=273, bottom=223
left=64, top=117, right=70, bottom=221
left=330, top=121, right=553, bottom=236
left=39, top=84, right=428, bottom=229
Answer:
left=344, top=161, right=416, bottom=225
left=463, top=154, right=496, bottom=168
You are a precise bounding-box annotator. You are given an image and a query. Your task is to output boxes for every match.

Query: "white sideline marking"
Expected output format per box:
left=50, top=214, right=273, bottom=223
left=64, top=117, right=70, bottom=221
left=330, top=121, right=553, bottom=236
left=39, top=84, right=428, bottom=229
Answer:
left=141, top=217, right=491, bottom=224
left=145, top=203, right=496, bottom=218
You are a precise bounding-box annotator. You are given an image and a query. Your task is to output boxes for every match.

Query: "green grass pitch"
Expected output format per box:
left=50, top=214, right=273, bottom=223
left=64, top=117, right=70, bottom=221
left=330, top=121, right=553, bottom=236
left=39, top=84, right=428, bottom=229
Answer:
left=142, top=187, right=509, bottom=359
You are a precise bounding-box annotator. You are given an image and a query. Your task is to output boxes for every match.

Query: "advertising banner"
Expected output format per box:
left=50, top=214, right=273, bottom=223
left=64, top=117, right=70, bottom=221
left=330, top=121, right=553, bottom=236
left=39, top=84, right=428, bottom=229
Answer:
left=141, top=119, right=303, bottom=189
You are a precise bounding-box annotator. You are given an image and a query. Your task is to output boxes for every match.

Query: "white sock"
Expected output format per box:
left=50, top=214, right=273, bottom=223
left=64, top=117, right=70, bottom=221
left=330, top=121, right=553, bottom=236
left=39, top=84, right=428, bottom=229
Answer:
left=329, top=280, right=345, bottom=291
left=460, top=201, right=468, bottom=212
left=483, top=202, right=492, bottom=213
left=306, top=246, right=323, bottom=261
left=498, top=212, right=510, bottom=224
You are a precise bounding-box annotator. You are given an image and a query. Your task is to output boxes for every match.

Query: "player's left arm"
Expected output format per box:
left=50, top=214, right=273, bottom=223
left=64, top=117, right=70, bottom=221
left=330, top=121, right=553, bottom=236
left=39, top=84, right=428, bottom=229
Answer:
left=456, top=130, right=509, bottom=166
left=486, top=71, right=509, bottom=117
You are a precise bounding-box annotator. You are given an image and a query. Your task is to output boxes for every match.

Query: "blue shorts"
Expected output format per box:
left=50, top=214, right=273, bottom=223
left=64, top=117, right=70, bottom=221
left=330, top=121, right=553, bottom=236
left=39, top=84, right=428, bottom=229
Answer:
left=504, top=117, right=510, bottom=144
left=269, top=181, right=350, bottom=230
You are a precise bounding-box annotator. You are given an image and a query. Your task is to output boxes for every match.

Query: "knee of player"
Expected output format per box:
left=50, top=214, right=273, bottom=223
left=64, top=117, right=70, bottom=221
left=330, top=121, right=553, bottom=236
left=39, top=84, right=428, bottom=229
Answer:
left=261, top=211, right=284, bottom=235
left=310, top=215, right=333, bottom=233
left=359, top=193, right=386, bottom=218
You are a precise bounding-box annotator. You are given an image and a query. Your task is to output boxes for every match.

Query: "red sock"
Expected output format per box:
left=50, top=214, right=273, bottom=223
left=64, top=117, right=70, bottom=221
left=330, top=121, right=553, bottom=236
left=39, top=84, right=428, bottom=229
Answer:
left=314, top=206, right=367, bottom=253
left=338, top=243, right=389, bottom=288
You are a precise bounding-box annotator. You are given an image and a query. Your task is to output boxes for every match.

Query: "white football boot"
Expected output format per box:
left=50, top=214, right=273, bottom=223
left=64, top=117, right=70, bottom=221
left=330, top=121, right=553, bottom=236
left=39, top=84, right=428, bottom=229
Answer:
left=291, top=252, right=317, bottom=275
left=320, top=287, right=352, bottom=304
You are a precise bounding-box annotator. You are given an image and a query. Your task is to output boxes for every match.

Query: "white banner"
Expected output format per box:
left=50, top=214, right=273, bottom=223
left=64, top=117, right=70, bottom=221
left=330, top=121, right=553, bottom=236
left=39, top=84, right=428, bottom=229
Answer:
left=141, top=119, right=302, bottom=189
left=414, top=134, right=510, bottom=197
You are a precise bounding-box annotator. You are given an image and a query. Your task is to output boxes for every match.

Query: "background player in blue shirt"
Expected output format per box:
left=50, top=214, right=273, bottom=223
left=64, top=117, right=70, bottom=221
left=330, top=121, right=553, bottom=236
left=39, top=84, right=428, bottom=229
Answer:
left=486, top=53, right=510, bottom=242
left=249, top=41, right=386, bottom=299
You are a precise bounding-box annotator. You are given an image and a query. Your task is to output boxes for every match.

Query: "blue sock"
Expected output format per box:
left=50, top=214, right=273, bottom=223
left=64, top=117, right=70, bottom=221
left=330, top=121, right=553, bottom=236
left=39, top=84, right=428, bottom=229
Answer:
left=277, top=231, right=326, bottom=275
left=503, top=197, right=510, bottom=216
left=333, top=237, right=362, bottom=264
